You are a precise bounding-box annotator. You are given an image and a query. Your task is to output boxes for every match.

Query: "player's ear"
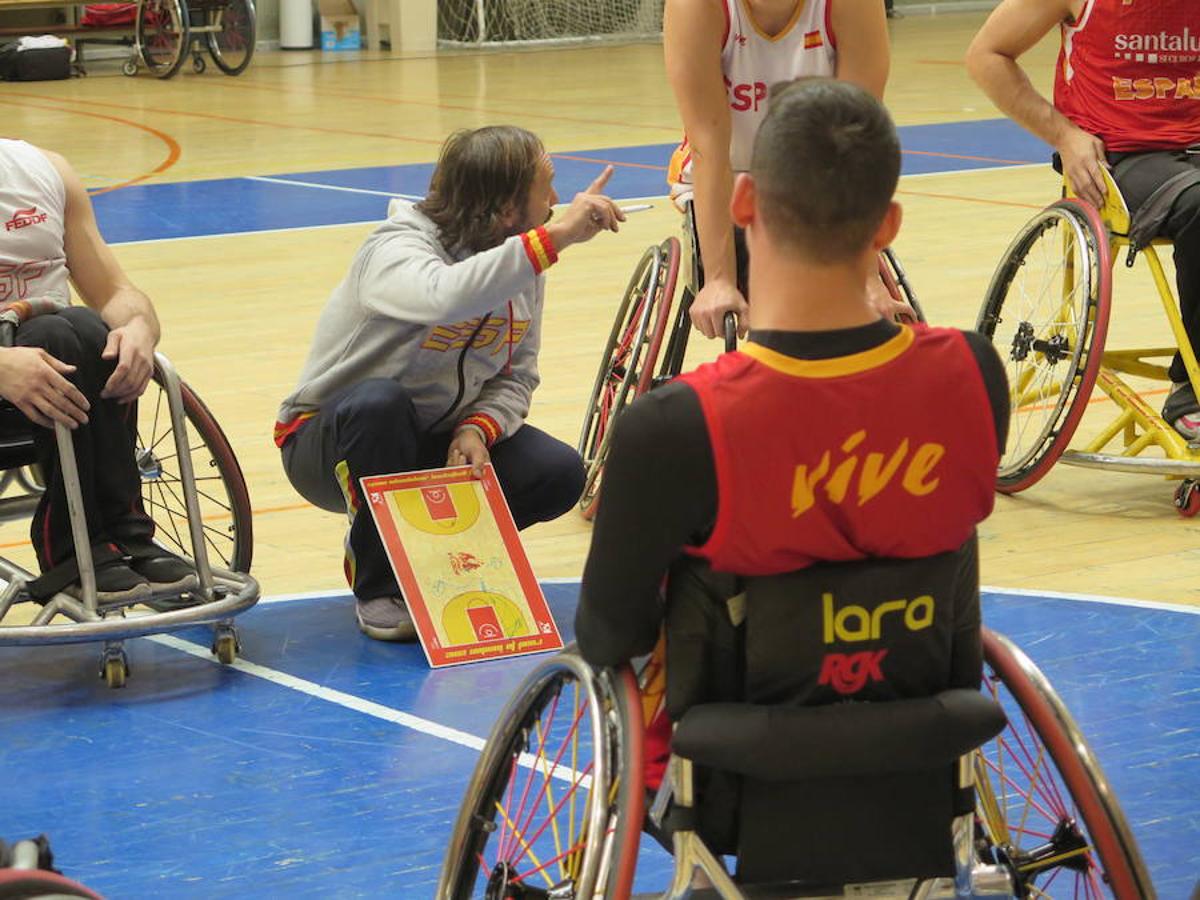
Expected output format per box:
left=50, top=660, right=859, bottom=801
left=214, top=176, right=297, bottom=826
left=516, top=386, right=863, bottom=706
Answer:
left=871, top=201, right=902, bottom=251
left=730, top=173, right=756, bottom=228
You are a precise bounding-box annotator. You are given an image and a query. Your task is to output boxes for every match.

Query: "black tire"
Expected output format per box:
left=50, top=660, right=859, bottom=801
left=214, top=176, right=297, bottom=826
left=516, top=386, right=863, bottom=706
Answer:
left=136, top=0, right=190, bottom=78
left=438, top=650, right=644, bottom=899
left=137, top=373, right=253, bottom=573
left=975, top=199, right=1112, bottom=494
left=206, top=0, right=256, bottom=75
left=977, top=629, right=1153, bottom=899
left=577, top=243, right=674, bottom=518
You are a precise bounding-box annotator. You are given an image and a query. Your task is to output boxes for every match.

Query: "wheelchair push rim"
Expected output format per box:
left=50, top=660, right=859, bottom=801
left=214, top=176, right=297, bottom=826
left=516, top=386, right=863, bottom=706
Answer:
left=138, top=374, right=253, bottom=573
left=438, top=651, right=644, bottom=900
left=977, top=628, right=1152, bottom=900
left=976, top=199, right=1112, bottom=495
left=576, top=239, right=679, bottom=519
left=136, top=0, right=190, bottom=78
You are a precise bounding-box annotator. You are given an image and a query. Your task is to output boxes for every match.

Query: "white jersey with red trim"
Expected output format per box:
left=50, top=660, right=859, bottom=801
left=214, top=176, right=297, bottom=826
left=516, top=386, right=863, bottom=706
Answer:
left=0, top=139, right=69, bottom=307
left=670, top=0, right=837, bottom=202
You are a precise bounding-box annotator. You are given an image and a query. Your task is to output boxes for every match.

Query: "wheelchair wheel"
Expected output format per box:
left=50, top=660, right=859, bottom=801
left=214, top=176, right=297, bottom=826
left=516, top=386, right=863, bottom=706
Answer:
left=137, top=373, right=253, bottom=573
left=577, top=239, right=679, bottom=519
left=135, top=0, right=190, bottom=78
left=440, top=650, right=644, bottom=899
left=976, top=629, right=1152, bottom=899
left=206, top=0, right=256, bottom=75
left=878, top=247, right=926, bottom=324
left=976, top=199, right=1112, bottom=494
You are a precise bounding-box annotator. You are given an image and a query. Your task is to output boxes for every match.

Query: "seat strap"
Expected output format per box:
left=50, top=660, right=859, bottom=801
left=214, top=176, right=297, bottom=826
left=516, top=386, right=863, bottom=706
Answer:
left=1127, top=169, right=1200, bottom=266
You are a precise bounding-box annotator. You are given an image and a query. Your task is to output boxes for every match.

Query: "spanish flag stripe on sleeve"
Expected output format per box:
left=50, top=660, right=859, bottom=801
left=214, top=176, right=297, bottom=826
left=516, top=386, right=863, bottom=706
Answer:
left=520, top=226, right=558, bottom=274
left=460, top=413, right=503, bottom=447
left=804, top=29, right=823, bottom=49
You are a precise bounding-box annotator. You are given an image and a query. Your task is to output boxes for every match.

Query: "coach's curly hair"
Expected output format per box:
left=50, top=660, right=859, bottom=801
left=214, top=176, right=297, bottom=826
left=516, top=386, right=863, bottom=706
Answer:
left=417, top=125, right=545, bottom=255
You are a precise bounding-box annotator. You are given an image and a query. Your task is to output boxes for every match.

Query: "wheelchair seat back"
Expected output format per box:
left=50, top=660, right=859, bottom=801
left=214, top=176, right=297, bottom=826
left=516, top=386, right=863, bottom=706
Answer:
left=664, top=539, right=1004, bottom=887
left=0, top=403, right=37, bottom=470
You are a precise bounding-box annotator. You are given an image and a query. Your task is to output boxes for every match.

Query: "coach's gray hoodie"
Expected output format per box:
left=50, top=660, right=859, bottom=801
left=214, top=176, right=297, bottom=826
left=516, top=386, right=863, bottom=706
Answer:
left=275, top=201, right=548, bottom=448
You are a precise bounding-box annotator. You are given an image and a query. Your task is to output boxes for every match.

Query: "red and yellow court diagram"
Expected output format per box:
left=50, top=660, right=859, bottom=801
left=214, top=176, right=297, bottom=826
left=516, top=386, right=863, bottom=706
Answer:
left=360, top=465, right=563, bottom=668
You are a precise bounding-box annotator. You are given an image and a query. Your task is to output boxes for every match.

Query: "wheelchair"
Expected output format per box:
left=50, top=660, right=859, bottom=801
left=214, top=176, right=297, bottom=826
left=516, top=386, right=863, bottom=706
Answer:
left=577, top=204, right=924, bottom=519
left=0, top=351, right=258, bottom=689
left=437, top=564, right=1153, bottom=899
left=975, top=166, right=1200, bottom=515
left=124, top=0, right=256, bottom=78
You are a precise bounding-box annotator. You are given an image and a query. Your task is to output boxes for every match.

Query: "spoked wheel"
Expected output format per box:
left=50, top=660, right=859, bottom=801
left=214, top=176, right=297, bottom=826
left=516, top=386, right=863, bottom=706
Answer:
left=879, top=247, right=926, bottom=324
left=577, top=239, right=679, bottom=520
left=136, top=372, right=253, bottom=573
left=976, top=199, right=1112, bottom=494
left=135, top=0, right=190, bottom=78
left=975, top=629, right=1152, bottom=899
left=206, top=0, right=256, bottom=75
left=439, top=650, right=645, bottom=899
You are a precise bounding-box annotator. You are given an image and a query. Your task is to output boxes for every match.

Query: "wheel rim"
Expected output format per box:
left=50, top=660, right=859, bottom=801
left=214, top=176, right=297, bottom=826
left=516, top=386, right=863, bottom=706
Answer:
left=136, top=378, right=251, bottom=573
left=207, top=0, right=255, bottom=74
left=577, top=247, right=663, bottom=511
left=976, top=630, right=1151, bottom=899
left=976, top=201, right=1110, bottom=492
left=447, top=658, right=620, bottom=899
left=138, top=0, right=186, bottom=74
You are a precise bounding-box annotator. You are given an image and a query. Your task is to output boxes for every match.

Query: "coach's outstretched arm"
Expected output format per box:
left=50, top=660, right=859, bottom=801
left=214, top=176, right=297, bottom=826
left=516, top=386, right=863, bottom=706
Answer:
left=965, top=0, right=1109, bottom=208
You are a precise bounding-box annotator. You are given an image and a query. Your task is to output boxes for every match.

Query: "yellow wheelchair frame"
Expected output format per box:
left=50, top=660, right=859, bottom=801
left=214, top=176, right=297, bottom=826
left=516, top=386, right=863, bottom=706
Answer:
left=977, top=166, right=1200, bottom=515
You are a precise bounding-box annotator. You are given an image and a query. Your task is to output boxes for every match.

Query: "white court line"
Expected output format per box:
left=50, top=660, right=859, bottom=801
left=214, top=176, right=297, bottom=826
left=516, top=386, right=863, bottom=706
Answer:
left=147, top=632, right=589, bottom=786
left=245, top=174, right=423, bottom=201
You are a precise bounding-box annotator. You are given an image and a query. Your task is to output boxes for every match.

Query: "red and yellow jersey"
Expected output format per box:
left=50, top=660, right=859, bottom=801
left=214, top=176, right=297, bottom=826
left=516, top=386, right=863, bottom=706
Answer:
left=669, top=0, right=836, bottom=200
left=677, top=325, right=998, bottom=575
left=1054, top=0, right=1200, bottom=151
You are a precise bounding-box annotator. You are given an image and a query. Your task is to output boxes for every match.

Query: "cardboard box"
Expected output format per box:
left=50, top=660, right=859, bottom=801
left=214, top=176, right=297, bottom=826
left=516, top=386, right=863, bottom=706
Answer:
left=318, top=0, right=361, bottom=50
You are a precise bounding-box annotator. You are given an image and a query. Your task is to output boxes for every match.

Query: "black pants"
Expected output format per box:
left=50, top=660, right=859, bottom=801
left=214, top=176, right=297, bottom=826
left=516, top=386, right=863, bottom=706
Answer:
left=16, top=307, right=153, bottom=570
left=1110, top=149, right=1200, bottom=384
left=281, top=378, right=585, bottom=600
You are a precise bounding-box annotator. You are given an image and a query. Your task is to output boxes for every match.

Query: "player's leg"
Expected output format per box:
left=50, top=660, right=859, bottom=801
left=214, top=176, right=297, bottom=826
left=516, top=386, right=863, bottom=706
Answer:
left=1111, top=151, right=1200, bottom=435
left=281, top=378, right=424, bottom=639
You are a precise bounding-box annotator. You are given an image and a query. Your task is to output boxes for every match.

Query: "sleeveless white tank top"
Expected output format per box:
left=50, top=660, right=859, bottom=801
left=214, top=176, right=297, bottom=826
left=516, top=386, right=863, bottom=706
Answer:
left=670, top=0, right=838, bottom=200
left=0, top=139, right=70, bottom=305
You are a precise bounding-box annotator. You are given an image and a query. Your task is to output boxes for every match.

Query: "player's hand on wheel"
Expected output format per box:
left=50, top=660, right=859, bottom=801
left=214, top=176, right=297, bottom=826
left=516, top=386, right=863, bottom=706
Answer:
left=447, top=426, right=490, bottom=479
left=867, top=272, right=916, bottom=324
left=1058, top=126, right=1109, bottom=210
left=0, top=347, right=89, bottom=429
left=690, top=279, right=748, bottom=340
left=546, top=165, right=625, bottom=250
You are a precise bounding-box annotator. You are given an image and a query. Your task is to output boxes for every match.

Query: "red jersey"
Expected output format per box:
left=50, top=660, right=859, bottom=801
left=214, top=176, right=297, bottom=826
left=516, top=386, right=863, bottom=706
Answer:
left=677, top=326, right=997, bottom=575
left=1054, top=0, right=1200, bottom=151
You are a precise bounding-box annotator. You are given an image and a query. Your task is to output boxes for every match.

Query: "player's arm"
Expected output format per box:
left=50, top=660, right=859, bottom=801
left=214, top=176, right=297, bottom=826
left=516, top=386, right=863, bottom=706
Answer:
left=965, top=0, right=1107, bottom=207
left=831, top=0, right=890, bottom=100
left=46, top=149, right=160, bottom=402
left=663, top=0, right=746, bottom=339
left=576, top=384, right=717, bottom=667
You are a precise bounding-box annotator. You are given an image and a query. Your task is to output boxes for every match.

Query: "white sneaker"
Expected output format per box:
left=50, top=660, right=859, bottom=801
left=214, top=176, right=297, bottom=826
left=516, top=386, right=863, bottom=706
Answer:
left=355, top=596, right=417, bottom=642
left=1163, top=382, right=1200, bottom=440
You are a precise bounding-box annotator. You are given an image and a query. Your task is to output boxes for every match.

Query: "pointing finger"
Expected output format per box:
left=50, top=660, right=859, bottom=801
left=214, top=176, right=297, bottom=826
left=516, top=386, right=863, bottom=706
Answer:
left=587, top=165, right=614, bottom=195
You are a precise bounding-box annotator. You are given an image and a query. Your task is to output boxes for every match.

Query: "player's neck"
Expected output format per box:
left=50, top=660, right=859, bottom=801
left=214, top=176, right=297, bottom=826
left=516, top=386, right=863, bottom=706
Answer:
left=747, top=251, right=881, bottom=333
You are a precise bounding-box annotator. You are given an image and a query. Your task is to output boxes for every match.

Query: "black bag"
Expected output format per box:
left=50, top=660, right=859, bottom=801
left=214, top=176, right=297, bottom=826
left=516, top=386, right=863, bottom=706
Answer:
left=0, top=43, right=72, bottom=81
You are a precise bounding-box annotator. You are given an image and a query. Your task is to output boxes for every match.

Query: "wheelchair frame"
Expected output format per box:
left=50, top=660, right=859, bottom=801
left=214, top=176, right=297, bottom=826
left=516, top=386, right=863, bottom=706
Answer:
left=577, top=203, right=923, bottom=519
left=0, top=352, right=259, bottom=688
left=438, top=630, right=1153, bottom=899
left=127, top=0, right=256, bottom=78
left=976, top=168, right=1200, bottom=514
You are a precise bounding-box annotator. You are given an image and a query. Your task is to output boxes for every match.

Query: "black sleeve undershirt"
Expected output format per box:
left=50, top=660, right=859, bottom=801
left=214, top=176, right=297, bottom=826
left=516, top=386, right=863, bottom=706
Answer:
left=574, top=322, right=1010, bottom=668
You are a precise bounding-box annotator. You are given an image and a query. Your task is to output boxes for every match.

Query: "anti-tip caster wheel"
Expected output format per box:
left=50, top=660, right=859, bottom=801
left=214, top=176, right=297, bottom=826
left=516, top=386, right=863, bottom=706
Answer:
left=212, top=625, right=240, bottom=665
left=192, top=54, right=206, bottom=74
left=1175, top=480, right=1200, bottom=518
left=121, top=58, right=138, bottom=76
left=100, top=646, right=129, bottom=689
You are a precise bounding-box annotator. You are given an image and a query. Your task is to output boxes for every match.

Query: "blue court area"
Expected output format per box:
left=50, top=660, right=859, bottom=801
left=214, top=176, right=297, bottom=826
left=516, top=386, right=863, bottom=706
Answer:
left=93, top=118, right=1049, bottom=244
left=0, top=584, right=1196, bottom=897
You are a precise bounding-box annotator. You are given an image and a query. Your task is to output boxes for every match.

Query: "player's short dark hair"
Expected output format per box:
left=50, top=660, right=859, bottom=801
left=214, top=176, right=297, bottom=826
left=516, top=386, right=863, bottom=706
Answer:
left=750, top=78, right=900, bottom=263
left=418, top=125, right=544, bottom=253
